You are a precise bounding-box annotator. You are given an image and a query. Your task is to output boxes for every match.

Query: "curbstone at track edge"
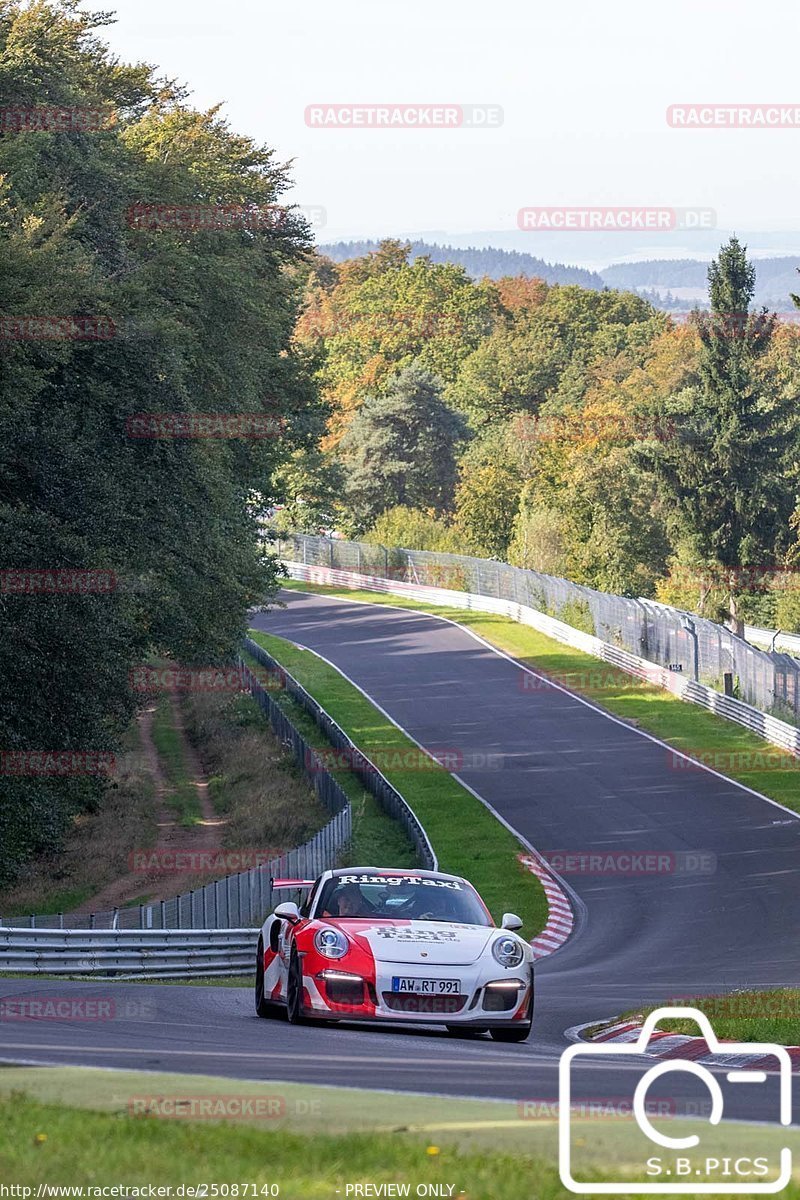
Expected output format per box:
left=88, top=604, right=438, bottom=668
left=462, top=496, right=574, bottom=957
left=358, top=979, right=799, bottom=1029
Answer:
left=564, top=1014, right=800, bottom=1073
left=518, top=852, right=575, bottom=960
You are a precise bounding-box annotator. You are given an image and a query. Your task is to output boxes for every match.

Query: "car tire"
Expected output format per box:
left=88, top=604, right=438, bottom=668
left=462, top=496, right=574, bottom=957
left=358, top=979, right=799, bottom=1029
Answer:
left=286, top=948, right=306, bottom=1024
left=255, top=938, right=279, bottom=1018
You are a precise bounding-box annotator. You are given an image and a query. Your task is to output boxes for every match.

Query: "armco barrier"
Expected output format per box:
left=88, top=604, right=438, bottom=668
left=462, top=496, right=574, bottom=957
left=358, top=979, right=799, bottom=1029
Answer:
left=284, top=561, right=800, bottom=760
left=243, top=638, right=437, bottom=870
left=0, top=927, right=256, bottom=979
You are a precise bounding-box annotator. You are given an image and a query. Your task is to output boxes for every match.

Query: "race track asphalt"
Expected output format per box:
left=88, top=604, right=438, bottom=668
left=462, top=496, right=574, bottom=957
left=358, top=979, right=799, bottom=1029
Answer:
left=1, top=588, right=799, bottom=1126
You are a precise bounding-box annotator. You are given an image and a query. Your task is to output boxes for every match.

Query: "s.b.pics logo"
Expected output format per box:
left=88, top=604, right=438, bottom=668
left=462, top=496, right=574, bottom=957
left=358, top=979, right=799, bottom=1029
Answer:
left=559, top=1008, right=792, bottom=1194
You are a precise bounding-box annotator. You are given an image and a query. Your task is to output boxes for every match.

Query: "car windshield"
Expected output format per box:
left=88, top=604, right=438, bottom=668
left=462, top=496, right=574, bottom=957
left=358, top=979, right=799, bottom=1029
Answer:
left=315, top=873, right=492, bottom=925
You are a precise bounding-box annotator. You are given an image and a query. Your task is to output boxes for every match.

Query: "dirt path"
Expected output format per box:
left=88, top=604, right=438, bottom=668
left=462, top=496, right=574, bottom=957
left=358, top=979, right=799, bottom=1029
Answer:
left=73, top=692, right=227, bottom=914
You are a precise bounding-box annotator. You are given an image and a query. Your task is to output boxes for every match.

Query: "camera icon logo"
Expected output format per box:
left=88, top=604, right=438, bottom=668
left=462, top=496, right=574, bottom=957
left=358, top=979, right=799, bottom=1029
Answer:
left=559, top=1006, right=793, bottom=1194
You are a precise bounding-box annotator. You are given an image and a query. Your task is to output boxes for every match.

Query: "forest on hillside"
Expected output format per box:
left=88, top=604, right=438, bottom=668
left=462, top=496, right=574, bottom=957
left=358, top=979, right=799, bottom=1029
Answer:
left=281, top=238, right=800, bottom=636
left=0, top=0, right=319, bottom=882
left=3, top=1, right=800, bottom=888
left=320, top=239, right=605, bottom=289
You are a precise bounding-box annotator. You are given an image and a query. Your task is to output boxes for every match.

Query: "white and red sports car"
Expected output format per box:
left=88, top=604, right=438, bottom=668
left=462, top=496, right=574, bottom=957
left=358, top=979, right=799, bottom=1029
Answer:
left=255, top=867, right=534, bottom=1041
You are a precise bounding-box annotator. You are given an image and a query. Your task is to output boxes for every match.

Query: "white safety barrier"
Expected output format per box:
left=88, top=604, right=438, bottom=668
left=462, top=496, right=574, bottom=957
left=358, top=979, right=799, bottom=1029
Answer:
left=0, top=927, right=257, bottom=978
left=286, top=562, right=800, bottom=759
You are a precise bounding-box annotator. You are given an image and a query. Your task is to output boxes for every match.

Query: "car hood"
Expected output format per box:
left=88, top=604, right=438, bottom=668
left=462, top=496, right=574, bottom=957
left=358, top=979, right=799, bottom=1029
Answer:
left=335, top=920, right=496, bottom=966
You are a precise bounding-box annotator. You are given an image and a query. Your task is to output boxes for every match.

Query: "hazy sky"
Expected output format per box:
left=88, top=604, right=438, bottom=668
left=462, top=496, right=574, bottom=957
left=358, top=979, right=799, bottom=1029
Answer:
left=98, top=0, right=800, bottom=248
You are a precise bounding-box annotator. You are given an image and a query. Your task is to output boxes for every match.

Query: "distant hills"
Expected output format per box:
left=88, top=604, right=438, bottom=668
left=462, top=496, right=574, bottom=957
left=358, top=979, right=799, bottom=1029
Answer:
left=601, top=257, right=800, bottom=313
left=318, top=239, right=605, bottom=290
left=319, top=240, right=800, bottom=314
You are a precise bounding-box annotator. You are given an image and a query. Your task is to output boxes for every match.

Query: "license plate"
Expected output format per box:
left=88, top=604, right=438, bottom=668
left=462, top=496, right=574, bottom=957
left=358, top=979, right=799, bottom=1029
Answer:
left=391, top=976, right=461, bottom=995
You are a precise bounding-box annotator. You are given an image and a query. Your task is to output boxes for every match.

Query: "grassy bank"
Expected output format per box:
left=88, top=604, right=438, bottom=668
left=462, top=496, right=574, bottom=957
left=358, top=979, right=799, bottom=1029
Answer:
left=279, top=581, right=800, bottom=813
left=150, top=693, right=203, bottom=827
left=616, top=989, right=800, bottom=1044
left=247, top=631, right=549, bottom=939
left=183, top=691, right=328, bottom=852
left=0, top=720, right=157, bottom=920
left=1, top=1070, right=797, bottom=1197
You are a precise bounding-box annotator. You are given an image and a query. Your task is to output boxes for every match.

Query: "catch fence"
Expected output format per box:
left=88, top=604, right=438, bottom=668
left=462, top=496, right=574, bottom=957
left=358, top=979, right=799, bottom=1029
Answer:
left=275, top=532, right=800, bottom=722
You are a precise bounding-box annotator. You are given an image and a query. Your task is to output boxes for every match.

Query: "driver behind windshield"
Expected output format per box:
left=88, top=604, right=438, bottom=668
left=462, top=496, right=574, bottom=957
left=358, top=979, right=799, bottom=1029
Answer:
left=324, top=882, right=370, bottom=918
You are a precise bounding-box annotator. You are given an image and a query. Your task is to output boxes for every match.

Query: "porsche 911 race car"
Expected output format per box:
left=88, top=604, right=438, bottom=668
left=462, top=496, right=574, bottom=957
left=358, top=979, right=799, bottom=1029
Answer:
left=254, top=867, right=534, bottom=1041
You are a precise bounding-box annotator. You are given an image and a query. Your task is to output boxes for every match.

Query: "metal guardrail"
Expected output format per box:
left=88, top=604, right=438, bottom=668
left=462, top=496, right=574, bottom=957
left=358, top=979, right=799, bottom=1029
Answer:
left=0, top=927, right=257, bottom=978
left=243, top=638, right=437, bottom=870
left=277, top=533, right=800, bottom=723
left=283, top=561, right=800, bottom=761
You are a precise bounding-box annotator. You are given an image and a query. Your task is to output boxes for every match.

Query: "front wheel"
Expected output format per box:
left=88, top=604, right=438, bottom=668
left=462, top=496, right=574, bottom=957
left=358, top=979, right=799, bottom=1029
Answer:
left=286, top=949, right=306, bottom=1024
left=255, top=938, right=277, bottom=1018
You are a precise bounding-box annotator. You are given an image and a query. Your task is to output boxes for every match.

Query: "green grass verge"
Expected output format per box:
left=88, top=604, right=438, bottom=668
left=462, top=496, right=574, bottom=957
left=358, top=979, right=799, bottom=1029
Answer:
left=616, top=988, right=800, bottom=1044
left=1, top=1070, right=797, bottom=1196
left=280, top=580, right=800, bottom=813
left=247, top=632, right=549, bottom=939
left=150, top=694, right=202, bottom=826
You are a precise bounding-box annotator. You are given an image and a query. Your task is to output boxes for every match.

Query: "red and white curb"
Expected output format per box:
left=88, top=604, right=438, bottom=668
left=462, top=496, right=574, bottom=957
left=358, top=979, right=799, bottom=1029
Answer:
left=567, top=1016, right=800, bottom=1073
left=519, top=852, right=575, bottom=960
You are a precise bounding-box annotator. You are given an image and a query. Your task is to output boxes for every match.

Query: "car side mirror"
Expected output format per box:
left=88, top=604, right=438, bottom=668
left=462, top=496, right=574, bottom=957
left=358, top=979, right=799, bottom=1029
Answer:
left=501, top=912, right=523, bottom=931
left=274, top=901, right=302, bottom=924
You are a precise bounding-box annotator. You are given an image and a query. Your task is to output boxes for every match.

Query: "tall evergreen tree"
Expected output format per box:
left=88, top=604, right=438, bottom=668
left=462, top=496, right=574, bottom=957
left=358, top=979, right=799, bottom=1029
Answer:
left=338, top=365, right=466, bottom=532
left=648, top=238, right=793, bottom=631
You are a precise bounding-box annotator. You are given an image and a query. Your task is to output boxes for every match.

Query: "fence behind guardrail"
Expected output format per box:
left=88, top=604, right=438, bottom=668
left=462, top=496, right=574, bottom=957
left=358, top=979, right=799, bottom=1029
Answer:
left=242, top=638, right=437, bottom=870
left=275, top=532, right=800, bottom=724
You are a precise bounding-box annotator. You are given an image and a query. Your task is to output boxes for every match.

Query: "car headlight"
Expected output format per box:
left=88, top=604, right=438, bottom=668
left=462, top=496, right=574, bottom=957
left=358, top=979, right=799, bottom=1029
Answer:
left=314, top=927, right=348, bottom=959
left=491, top=934, right=524, bottom=968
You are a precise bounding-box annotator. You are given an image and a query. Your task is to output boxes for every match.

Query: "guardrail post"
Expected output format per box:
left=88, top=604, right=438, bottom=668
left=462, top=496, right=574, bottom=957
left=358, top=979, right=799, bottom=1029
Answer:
left=160, top=899, right=166, bottom=930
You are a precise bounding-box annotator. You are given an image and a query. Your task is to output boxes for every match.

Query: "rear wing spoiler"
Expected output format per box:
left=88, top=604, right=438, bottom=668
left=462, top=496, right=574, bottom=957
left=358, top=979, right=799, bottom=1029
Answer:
left=272, top=878, right=315, bottom=890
